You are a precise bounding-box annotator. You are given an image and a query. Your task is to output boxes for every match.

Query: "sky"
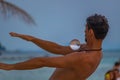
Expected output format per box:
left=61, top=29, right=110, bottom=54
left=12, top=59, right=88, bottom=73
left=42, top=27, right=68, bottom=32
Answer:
left=0, top=0, right=120, bottom=51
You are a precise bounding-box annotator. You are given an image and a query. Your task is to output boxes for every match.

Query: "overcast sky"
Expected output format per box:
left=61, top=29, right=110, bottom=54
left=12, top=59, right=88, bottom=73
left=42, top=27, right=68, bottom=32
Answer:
left=0, top=0, right=120, bottom=51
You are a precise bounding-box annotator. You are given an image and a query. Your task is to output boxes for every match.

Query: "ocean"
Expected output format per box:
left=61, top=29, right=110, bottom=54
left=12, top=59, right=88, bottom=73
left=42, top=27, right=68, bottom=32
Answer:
left=0, top=50, right=120, bottom=80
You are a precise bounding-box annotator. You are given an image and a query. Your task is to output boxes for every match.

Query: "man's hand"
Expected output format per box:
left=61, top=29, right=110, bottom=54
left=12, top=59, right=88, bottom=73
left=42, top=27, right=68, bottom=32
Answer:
left=9, top=32, right=20, bottom=37
left=9, top=32, right=34, bottom=41
left=80, top=44, right=87, bottom=50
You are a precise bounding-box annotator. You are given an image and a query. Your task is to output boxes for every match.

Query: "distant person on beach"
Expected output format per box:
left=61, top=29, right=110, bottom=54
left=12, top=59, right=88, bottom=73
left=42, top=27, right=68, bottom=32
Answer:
left=105, top=62, right=120, bottom=80
left=0, top=14, right=109, bottom=80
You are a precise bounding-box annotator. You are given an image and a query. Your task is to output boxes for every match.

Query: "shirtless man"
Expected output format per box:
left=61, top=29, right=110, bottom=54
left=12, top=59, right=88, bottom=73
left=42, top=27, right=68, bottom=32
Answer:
left=0, top=14, right=109, bottom=80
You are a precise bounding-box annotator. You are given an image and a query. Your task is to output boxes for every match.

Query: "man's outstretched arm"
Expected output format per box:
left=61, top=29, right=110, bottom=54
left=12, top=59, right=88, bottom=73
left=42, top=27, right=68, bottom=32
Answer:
left=9, top=32, right=74, bottom=55
left=0, top=53, right=79, bottom=70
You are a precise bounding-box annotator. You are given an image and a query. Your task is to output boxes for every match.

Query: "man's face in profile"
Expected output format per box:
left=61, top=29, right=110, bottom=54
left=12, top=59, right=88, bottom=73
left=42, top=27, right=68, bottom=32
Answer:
left=85, top=37, right=87, bottom=42
left=85, top=25, right=88, bottom=43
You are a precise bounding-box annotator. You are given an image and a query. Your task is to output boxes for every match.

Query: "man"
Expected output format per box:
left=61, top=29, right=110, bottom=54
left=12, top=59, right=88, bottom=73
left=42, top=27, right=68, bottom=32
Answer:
left=0, top=14, right=109, bottom=80
left=105, top=62, right=120, bottom=80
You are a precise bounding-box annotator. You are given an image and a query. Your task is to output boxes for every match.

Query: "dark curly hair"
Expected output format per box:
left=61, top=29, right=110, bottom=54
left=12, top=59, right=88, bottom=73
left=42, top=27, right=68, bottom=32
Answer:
left=114, top=61, right=120, bottom=66
left=86, top=14, right=109, bottom=39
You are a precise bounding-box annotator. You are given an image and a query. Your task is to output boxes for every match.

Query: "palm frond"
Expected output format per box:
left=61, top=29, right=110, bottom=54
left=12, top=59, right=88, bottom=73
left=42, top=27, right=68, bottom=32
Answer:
left=0, top=0, right=36, bottom=25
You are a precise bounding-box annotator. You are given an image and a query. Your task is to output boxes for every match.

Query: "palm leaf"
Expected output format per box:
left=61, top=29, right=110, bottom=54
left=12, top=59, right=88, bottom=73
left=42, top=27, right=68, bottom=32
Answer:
left=0, top=0, right=36, bottom=25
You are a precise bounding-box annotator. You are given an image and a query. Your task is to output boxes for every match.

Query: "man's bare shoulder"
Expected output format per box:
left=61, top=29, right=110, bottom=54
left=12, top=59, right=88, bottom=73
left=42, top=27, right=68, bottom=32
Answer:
left=66, top=51, right=102, bottom=71
left=65, top=51, right=102, bottom=65
left=65, top=51, right=88, bottom=63
left=66, top=51, right=88, bottom=58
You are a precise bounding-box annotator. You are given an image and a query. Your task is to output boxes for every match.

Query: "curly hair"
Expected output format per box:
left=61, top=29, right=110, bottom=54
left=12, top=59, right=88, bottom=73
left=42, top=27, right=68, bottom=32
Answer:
left=86, top=14, right=109, bottom=39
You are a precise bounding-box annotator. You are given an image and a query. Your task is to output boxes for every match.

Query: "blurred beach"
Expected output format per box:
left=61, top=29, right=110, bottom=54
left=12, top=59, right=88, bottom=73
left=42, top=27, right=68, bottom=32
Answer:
left=0, top=50, right=119, bottom=80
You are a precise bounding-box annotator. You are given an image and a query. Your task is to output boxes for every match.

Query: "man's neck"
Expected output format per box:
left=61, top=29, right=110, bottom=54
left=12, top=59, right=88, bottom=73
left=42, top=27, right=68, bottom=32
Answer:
left=86, top=40, right=102, bottom=50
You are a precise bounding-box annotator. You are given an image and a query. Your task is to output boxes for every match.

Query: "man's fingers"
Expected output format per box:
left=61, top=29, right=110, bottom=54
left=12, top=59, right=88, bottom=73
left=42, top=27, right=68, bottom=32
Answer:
left=9, top=32, right=18, bottom=37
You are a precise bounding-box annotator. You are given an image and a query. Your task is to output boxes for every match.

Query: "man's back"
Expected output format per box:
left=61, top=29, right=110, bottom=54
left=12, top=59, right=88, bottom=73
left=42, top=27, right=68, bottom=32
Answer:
left=49, top=51, right=102, bottom=80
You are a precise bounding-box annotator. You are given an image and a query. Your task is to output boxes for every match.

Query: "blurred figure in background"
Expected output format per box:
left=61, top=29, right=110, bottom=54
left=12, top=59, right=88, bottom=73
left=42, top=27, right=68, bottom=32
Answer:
left=105, top=61, right=120, bottom=80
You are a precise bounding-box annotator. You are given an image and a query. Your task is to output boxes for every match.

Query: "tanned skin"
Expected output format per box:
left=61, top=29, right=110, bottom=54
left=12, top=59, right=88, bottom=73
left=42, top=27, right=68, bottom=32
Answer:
left=0, top=25, right=103, bottom=80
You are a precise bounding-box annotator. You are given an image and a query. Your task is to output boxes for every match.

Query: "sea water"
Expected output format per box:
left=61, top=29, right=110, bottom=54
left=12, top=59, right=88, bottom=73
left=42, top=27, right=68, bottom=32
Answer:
left=0, top=51, right=119, bottom=80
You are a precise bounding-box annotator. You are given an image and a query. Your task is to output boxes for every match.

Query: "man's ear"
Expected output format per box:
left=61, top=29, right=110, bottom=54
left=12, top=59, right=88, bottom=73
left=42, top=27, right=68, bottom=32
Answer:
left=89, top=29, right=94, bottom=35
left=89, top=29, right=96, bottom=39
